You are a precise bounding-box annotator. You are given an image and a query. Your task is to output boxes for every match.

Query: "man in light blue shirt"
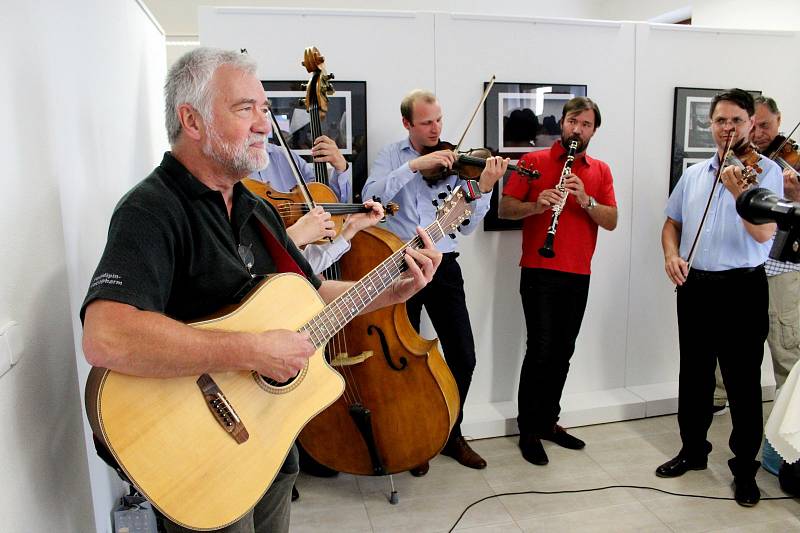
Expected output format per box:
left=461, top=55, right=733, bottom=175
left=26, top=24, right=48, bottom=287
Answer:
left=658, top=89, right=783, bottom=507
left=363, top=89, right=508, bottom=475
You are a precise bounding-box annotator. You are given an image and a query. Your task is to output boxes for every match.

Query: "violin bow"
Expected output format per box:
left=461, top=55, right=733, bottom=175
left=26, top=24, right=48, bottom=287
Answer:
left=452, top=75, right=496, bottom=153
left=266, top=106, right=317, bottom=210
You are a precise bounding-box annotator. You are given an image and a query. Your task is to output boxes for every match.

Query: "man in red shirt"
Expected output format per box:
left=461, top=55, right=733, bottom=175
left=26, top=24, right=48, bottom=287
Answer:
left=499, top=97, right=617, bottom=465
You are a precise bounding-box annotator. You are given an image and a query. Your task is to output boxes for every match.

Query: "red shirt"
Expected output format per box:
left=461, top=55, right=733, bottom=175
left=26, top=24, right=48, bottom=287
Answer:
left=503, top=141, right=616, bottom=275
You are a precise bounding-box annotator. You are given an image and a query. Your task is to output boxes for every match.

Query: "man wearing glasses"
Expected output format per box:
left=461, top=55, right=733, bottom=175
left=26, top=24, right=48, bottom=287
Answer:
left=658, top=89, right=783, bottom=507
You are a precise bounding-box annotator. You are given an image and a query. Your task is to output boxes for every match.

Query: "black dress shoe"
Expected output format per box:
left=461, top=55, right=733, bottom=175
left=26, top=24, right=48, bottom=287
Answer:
left=519, top=434, right=548, bottom=465
left=655, top=455, right=707, bottom=478
left=409, top=461, right=430, bottom=477
left=734, top=477, right=760, bottom=507
left=540, top=425, right=585, bottom=450
left=441, top=436, right=487, bottom=469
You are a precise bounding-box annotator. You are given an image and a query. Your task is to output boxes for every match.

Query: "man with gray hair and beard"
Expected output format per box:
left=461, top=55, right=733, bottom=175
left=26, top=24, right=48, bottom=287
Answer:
left=80, top=47, right=441, bottom=532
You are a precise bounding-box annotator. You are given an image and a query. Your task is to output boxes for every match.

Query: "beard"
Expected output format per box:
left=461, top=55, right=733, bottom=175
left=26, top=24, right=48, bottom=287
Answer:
left=202, top=122, right=268, bottom=176
left=561, top=133, right=588, bottom=153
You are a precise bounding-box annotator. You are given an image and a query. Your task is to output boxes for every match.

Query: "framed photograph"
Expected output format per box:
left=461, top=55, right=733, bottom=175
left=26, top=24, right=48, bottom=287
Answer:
left=669, top=87, right=761, bottom=193
left=483, top=82, right=587, bottom=231
left=262, top=80, right=368, bottom=201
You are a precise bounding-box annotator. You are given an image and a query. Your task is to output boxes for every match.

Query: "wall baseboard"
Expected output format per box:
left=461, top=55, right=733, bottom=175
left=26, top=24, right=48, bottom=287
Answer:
left=462, top=382, right=776, bottom=440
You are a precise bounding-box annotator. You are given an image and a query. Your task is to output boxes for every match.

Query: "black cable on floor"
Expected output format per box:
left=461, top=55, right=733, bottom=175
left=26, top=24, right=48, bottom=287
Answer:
left=447, top=485, right=797, bottom=532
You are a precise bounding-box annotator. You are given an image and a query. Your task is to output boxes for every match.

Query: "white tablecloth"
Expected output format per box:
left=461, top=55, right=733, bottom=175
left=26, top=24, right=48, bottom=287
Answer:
left=765, top=360, right=800, bottom=464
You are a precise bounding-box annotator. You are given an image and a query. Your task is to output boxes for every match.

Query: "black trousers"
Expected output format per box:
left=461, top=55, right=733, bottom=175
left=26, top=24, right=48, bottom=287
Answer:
left=406, top=253, right=475, bottom=441
left=676, top=266, right=768, bottom=479
left=517, top=267, right=590, bottom=436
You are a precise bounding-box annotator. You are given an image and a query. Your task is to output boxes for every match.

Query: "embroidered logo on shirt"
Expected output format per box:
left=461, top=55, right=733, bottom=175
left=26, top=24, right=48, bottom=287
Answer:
left=90, top=273, right=123, bottom=288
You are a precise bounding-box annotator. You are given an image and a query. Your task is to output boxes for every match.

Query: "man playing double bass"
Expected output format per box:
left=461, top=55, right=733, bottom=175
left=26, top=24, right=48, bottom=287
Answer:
left=249, top=138, right=384, bottom=275
left=498, top=97, right=617, bottom=467
left=363, top=89, right=508, bottom=475
left=81, top=47, right=441, bottom=533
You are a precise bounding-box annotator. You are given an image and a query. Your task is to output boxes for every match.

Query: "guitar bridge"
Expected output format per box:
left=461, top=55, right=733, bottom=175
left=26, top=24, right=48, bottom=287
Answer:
left=197, top=374, right=249, bottom=444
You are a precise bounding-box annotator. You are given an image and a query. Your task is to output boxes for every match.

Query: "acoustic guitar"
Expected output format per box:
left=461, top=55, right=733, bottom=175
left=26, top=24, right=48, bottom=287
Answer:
left=84, top=182, right=480, bottom=530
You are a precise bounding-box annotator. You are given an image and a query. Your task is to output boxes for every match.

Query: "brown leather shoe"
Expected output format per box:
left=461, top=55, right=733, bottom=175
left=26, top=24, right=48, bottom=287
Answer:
left=409, top=461, right=430, bottom=477
left=441, top=436, right=487, bottom=469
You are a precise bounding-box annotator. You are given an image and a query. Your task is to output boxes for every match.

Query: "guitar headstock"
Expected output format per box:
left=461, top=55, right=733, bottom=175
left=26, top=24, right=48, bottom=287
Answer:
left=434, top=181, right=481, bottom=237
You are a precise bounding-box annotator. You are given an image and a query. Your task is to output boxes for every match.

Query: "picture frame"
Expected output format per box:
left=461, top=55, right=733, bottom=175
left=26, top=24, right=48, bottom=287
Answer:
left=669, top=87, right=761, bottom=193
left=262, top=80, right=368, bottom=201
left=483, top=82, right=587, bottom=231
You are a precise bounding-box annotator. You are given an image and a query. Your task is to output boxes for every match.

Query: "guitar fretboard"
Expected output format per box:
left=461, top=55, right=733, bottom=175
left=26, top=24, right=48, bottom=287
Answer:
left=300, top=215, right=450, bottom=349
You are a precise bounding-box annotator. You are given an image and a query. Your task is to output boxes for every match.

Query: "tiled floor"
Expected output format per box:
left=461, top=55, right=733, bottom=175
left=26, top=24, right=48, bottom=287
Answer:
left=289, top=404, right=800, bottom=532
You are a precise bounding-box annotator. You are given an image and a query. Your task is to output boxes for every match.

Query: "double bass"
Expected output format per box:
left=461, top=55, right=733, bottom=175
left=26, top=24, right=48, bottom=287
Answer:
left=298, top=46, right=459, bottom=477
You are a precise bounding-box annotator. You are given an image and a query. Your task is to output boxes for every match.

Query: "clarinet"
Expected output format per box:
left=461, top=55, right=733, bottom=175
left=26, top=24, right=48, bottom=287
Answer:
left=538, top=139, right=578, bottom=258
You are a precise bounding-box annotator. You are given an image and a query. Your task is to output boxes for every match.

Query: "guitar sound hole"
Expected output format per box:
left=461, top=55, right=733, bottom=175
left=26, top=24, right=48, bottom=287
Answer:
left=261, top=372, right=299, bottom=388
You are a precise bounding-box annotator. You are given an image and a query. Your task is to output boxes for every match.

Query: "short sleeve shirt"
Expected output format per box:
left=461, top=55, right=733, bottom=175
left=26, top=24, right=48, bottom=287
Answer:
left=503, top=141, right=616, bottom=275
left=81, top=152, right=320, bottom=323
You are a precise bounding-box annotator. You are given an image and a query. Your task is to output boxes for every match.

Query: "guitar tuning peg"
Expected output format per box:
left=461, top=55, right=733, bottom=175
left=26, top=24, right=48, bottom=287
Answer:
left=301, top=82, right=308, bottom=90
left=328, top=73, right=335, bottom=80
left=461, top=219, right=470, bottom=226
left=448, top=233, right=456, bottom=239
left=431, top=200, right=438, bottom=207
left=437, top=192, right=447, bottom=199
left=456, top=226, right=462, bottom=232
left=446, top=185, right=452, bottom=192
left=298, top=98, right=306, bottom=107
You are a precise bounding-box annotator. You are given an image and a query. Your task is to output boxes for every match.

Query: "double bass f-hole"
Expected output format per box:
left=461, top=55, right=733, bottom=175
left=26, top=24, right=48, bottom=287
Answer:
left=367, top=324, right=408, bottom=371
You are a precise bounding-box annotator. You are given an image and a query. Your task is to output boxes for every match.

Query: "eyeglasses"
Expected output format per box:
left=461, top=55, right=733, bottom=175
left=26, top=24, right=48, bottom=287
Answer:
left=237, top=243, right=255, bottom=276
left=711, top=117, right=748, bottom=127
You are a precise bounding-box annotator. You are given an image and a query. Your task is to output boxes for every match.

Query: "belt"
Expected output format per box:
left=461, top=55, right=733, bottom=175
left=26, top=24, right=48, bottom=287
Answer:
left=688, top=265, right=763, bottom=281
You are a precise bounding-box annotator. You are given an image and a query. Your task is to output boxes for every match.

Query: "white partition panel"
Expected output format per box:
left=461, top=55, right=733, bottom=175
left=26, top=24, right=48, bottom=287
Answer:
left=433, top=14, right=637, bottom=435
left=628, top=23, right=800, bottom=412
left=198, top=8, right=800, bottom=439
left=199, top=7, right=436, bottom=167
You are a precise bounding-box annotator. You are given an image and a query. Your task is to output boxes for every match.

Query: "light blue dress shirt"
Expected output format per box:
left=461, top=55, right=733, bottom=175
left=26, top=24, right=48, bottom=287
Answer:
left=250, top=143, right=352, bottom=202
left=362, top=137, right=492, bottom=253
left=249, top=143, right=353, bottom=274
left=665, top=153, right=784, bottom=271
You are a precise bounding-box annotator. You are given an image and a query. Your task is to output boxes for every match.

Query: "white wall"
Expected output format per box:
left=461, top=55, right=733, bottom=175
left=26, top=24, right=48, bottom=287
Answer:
left=200, top=7, right=800, bottom=437
left=0, top=1, right=167, bottom=532
left=694, top=0, right=800, bottom=30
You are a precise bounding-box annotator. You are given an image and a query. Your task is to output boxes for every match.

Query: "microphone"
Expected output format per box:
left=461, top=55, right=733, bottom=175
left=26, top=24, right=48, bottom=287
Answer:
left=736, top=187, right=800, bottom=263
left=736, top=187, right=800, bottom=226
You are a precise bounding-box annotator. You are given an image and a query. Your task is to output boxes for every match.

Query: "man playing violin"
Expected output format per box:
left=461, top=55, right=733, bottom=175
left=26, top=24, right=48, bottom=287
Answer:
left=362, top=89, right=508, bottom=474
left=498, top=97, right=617, bottom=467
left=714, top=96, right=800, bottom=414
left=659, top=89, right=783, bottom=507
left=751, top=96, right=800, bottom=391
left=249, top=120, right=385, bottom=275
left=81, top=48, right=441, bottom=533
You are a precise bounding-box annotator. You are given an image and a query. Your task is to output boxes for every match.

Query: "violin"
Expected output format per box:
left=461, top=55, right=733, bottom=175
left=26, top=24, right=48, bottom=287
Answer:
left=767, top=136, right=800, bottom=179
left=420, top=140, right=540, bottom=183
left=722, top=140, right=763, bottom=188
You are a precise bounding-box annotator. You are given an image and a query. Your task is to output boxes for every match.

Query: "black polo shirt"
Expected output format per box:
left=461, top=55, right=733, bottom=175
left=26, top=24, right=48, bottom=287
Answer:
left=81, top=152, right=320, bottom=323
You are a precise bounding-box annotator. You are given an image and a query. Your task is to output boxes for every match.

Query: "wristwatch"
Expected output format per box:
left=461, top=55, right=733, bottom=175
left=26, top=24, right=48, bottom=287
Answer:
left=583, top=196, right=597, bottom=210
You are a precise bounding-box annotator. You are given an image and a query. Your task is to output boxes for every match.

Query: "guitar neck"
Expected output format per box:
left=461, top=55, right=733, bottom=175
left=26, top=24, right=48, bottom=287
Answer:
left=301, top=213, right=448, bottom=348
